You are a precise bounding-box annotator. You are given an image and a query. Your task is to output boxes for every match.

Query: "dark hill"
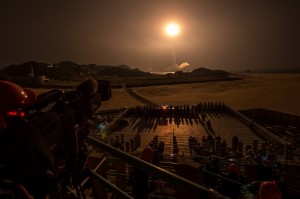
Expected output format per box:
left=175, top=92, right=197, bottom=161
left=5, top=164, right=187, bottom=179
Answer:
left=117, top=64, right=131, bottom=70
left=191, top=67, right=230, bottom=76
left=0, top=61, right=234, bottom=84
left=1, top=61, right=49, bottom=76
left=0, top=61, right=152, bottom=80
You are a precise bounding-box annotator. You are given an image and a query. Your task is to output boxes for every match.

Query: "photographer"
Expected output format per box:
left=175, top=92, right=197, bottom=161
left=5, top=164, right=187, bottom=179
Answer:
left=0, top=80, right=54, bottom=199
left=1, top=79, right=110, bottom=199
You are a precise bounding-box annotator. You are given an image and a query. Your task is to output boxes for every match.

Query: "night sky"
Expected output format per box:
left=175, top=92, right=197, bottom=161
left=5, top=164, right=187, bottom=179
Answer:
left=1, top=1, right=299, bottom=72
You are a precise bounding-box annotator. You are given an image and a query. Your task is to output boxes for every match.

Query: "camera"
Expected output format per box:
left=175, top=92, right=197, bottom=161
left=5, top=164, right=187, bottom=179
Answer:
left=0, top=79, right=111, bottom=199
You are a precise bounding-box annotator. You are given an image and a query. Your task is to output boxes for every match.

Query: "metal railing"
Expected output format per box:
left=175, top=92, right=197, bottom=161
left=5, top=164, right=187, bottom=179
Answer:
left=85, top=133, right=300, bottom=198
left=87, top=135, right=230, bottom=199
left=90, top=171, right=133, bottom=199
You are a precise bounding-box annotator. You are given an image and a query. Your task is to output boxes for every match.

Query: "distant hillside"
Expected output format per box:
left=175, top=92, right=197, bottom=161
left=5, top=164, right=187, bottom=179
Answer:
left=191, top=67, right=230, bottom=77
left=0, top=61, right=238, bottom=89
left=0, top=61, right=153, bottom=80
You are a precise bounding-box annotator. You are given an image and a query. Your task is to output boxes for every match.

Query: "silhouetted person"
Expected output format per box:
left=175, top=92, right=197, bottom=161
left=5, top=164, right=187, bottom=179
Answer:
left=0, top=80, right=54, bottom=199
left=232, top=135, right=239, bottom=152
left=201, top=135, right=206, bottom=146
left=206, top=119, right=211, bottom=129
left=205, top=156, right=220, bottom=187
left=221, top=140, right=227, bottom=156
left=132, top=147, right=155, bottom=199
left=221, top=163, right=244, bottom=199
left=245, top=148, right=256, bottom=165
left=201, top=113, right=206, bottom=122
left=240, top=181, right=282, bottom=199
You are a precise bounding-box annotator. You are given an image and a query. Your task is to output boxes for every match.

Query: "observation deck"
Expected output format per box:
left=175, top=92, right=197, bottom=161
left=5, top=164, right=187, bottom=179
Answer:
left=84, top=102, right=299, bottom=199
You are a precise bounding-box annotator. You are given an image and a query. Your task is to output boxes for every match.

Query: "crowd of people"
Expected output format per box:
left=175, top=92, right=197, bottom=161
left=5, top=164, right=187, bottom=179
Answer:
left=129, top=143, right=288, bottom=199
left=204, top=156, right=289, bottom=198
left=135, top=102, right=226, bottom=117
left=185, top=131, right=292, bottom=199
left=109, top=103, right=298, bottom=198
left=189, top=135, right=230, bottom=159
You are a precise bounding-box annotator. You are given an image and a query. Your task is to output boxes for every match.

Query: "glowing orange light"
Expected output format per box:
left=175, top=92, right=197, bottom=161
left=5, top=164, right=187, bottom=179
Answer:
left=161, top=105, right=168, bottom=110
left=165, top=23, right=180, bottom=37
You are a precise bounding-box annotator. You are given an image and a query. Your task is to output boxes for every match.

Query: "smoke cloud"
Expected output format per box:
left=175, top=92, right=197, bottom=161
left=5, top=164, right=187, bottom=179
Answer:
left=177, top=62, right=189, bottom=69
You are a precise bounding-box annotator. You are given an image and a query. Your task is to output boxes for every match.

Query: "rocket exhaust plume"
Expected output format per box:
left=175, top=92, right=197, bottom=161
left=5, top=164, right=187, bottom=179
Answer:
left=177, top=62, right=190, bottom=69
left=171, top=46, right=177, bottom=68
left=167, top=46, right=189, bottom=71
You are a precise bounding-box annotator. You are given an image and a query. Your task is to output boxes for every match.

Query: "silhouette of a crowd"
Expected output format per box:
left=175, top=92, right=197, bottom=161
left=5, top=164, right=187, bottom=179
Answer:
left=109, top=104, right=293, bottom=198
left=135, top=102, right=225, bottom=118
